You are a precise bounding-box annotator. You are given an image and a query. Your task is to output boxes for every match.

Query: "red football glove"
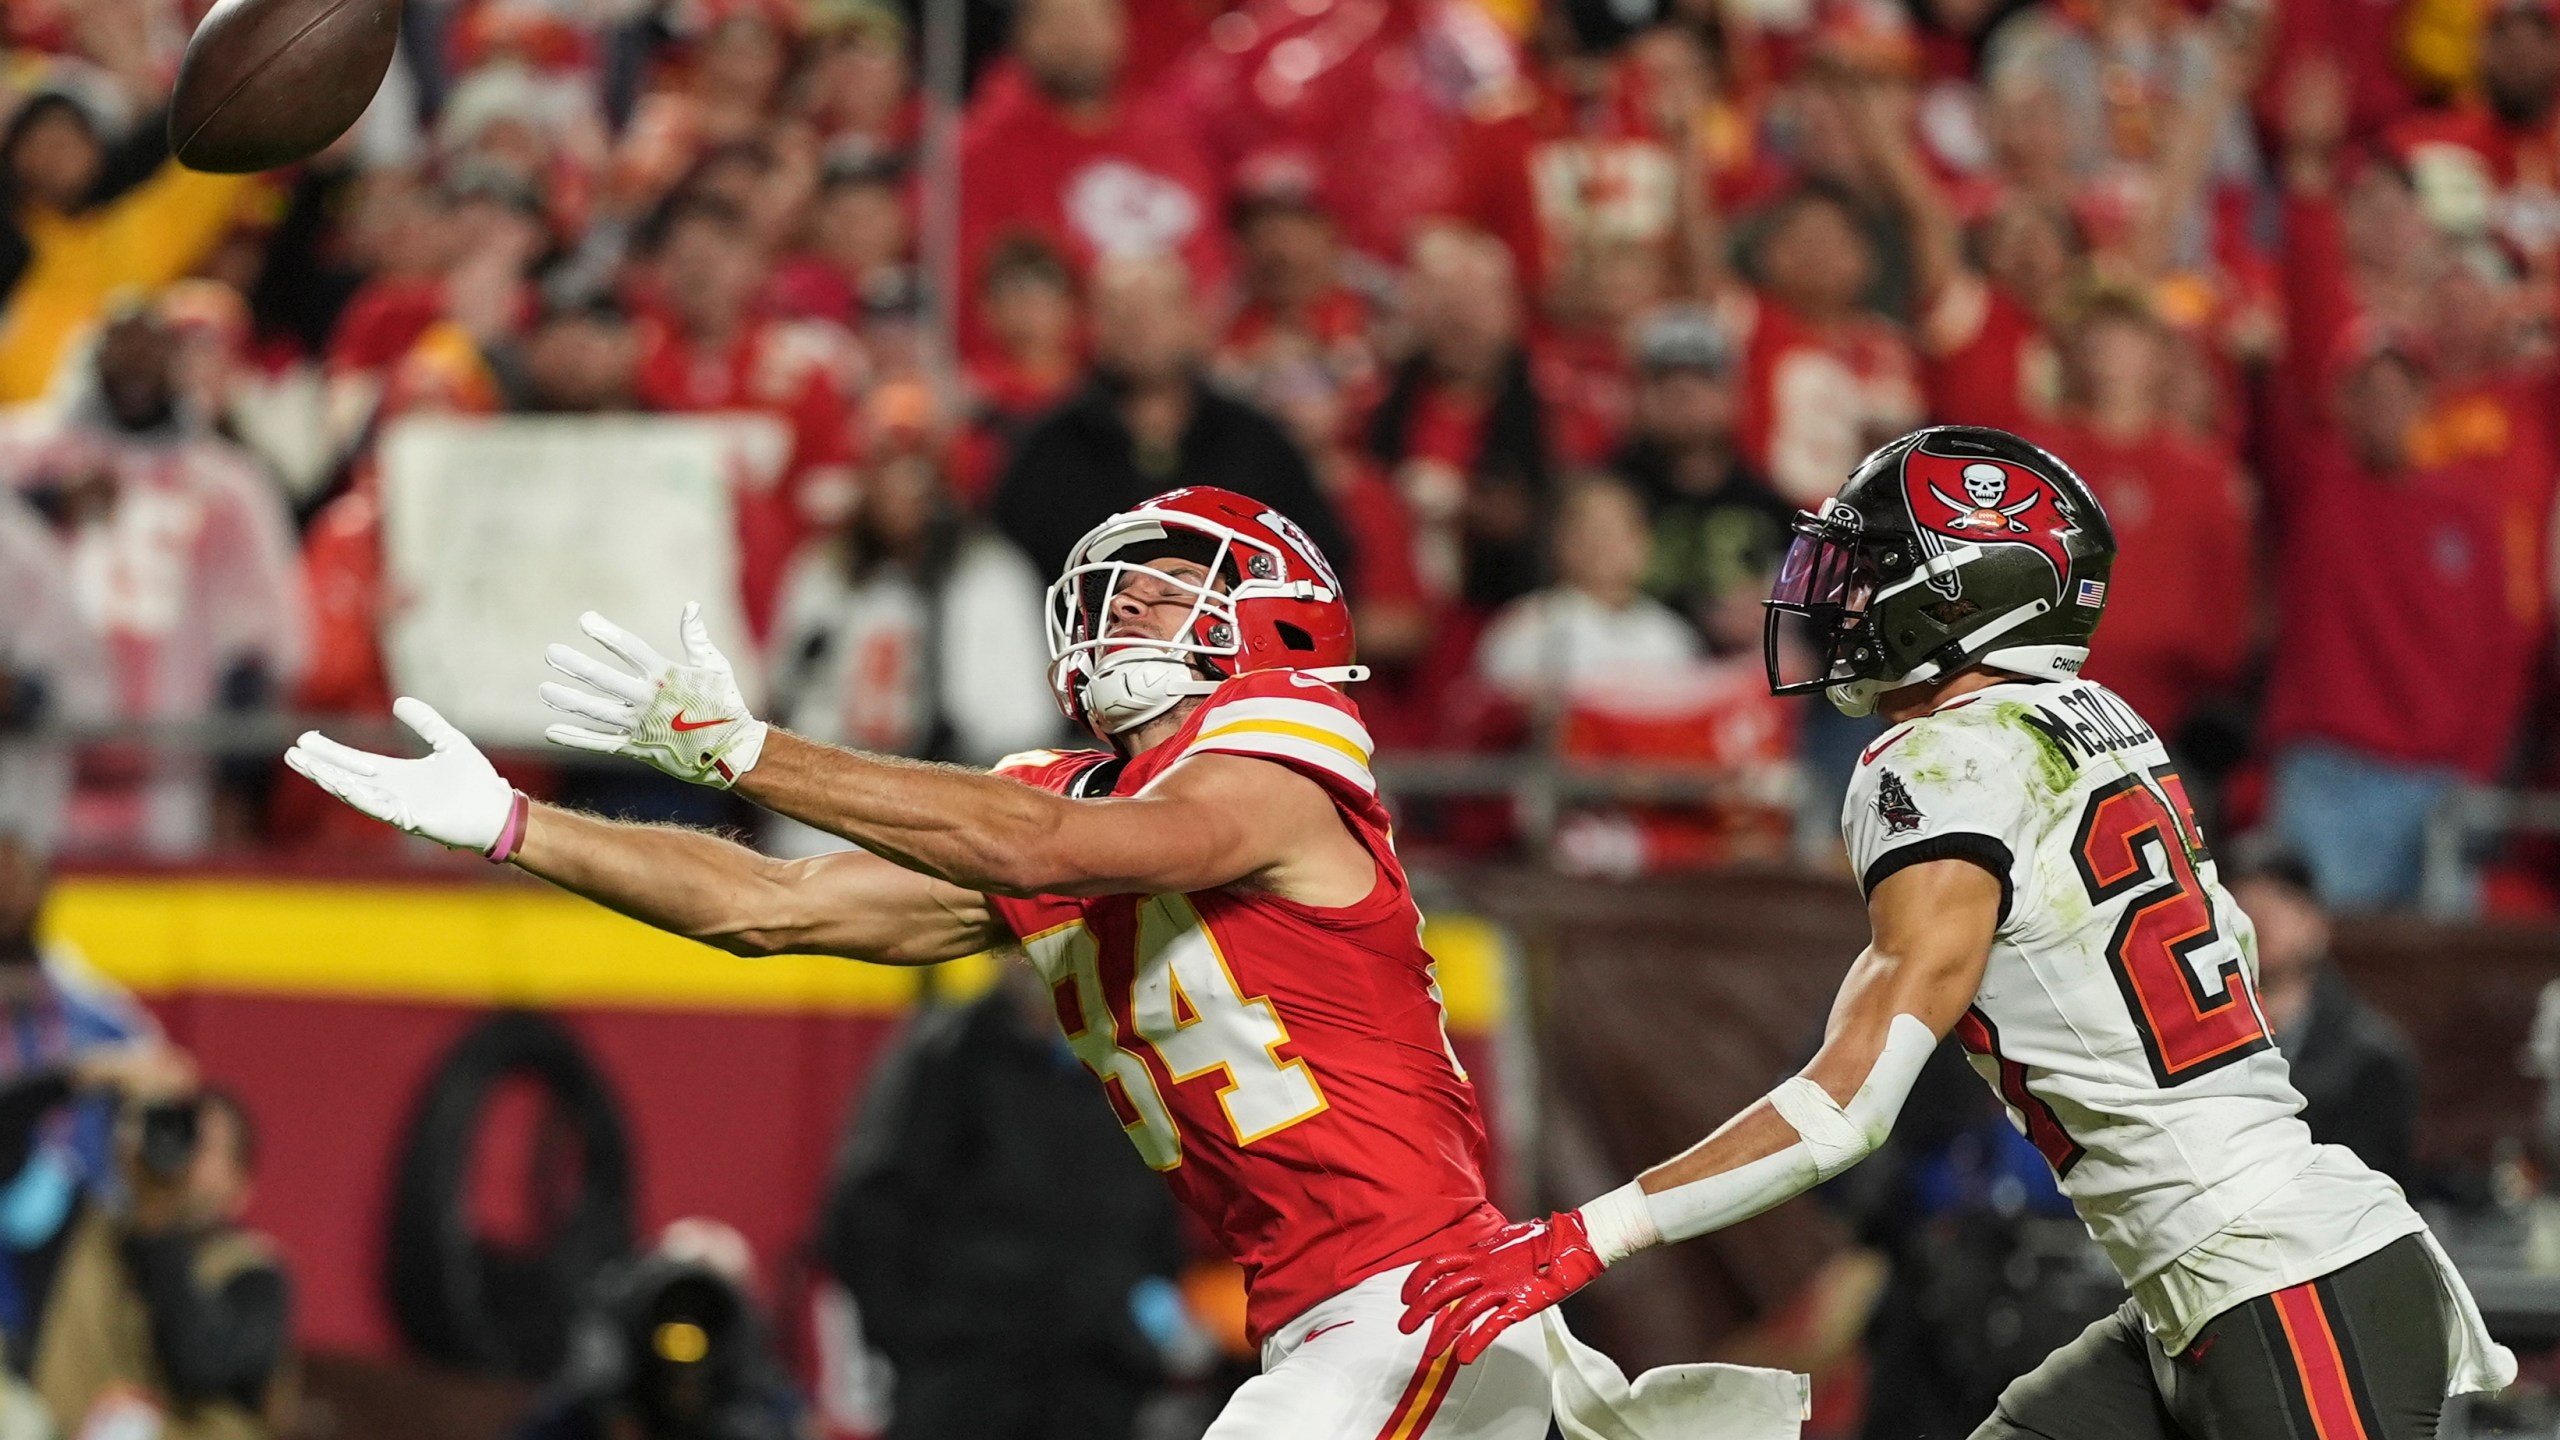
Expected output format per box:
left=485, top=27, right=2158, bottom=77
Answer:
left=1397, top=1210, right=1605, bottom=1364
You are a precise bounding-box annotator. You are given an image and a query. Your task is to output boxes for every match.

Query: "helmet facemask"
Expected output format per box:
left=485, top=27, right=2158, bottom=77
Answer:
left=1764, top=499, right=1892, bottom=716
left=1765, top=498, right=2075, bottom=717
left=1048, top=525, right=1258, bottom=736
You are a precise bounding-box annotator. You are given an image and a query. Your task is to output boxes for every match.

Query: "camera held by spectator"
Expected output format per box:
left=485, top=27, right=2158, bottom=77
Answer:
left=512, top=1230, right=807, bottom=1440
left=33, top=1086, right=293, bottom=1440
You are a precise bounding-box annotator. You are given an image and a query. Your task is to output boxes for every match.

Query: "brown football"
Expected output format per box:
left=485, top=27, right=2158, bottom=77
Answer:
left=168, top=0, right=404, bottom=173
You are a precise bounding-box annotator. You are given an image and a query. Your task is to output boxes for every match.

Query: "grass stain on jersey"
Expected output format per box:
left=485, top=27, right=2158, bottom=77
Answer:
left=1994, top=701, right=2083, bottom=796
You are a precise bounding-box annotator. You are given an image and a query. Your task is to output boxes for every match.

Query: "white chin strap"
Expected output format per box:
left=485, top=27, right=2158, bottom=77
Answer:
left=1826, top=678, right=1887, bottom=719
left=1083, top=653, right=1219, bottom=735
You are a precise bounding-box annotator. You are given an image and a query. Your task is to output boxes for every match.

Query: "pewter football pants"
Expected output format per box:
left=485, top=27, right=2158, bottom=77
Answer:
left=1976, top=1236, right=2451, bottom=1440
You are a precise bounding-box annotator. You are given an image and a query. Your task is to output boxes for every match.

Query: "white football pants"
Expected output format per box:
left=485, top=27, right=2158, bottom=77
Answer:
left=1204, top=1262, right=1810, bottom=1440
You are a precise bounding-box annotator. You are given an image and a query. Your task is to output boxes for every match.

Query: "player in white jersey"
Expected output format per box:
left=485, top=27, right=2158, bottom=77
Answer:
left=1393, top=427, right=2515, bottom=1438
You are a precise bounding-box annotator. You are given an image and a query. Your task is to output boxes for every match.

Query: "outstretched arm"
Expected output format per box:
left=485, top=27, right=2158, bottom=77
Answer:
left=1845, top=74, right=1967, bottom=313
left=285, top=699, right=1002, bottom=965
left=1399, top=858, right=2002, bottom=1362
left=537, top=605, right=1372, bottom=901
left=734, top=735, right=1365, bottom=902
left=513, top=807, right=1002, bottom=964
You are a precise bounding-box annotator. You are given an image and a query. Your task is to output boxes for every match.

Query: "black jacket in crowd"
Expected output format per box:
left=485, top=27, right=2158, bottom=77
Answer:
left=819, top=988, right=1182, bottom=1373
left=2282, top=966, right=2422, bottom=1185
left=991, top=370, right=1347, bottom=582
left=1612, top=439, right=1795, bottom=637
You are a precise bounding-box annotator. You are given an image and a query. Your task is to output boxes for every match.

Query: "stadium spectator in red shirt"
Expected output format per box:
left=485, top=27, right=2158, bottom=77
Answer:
left=954, top=235, right=1082, bottom=506
left=322, top=176, right=464, bottom=382
left=2387, top=0, right=2560, bottom=281
left=790, top=1, right=917, bottom=154
left=323, top=168, right=552, bottom=452
left=1365, top=227, right=1555, bottom=618
left=1227, top=293, right=1441, bottom=749
left=612, top=0, right=796, bottom=213
left=956, top=0, right=1226, bottom=362
left=2034, top=293, right=2255, bottom=746
left=1215, top=153, right=1378, bottom=435
left=631, top=194, right=861, bottom=640
left=1446, top=18, right=1695, bottom=312
left=2256, top=335, right=2537, bottom=910
left=1855, top=79, right=2076, bottom=432
left=2259, top=96, right=2555, bottom=907
left=1726, top=183, right=1924, bottom=503
left=768, top=150, right=914, bottom=329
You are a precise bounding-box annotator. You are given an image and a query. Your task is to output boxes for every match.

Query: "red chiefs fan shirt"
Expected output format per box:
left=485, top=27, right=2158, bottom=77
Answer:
left=1919, top=275, right=2061, bottom=436
left=1734, top=293, right=1924, bottom=505
left=957, top=71, right=1229, bottom=362
left=2262, top=383, right=2555, bottom=779
left=1450, top=82, right=1683, bottom=303
left=633, top=315, right=862, bottom=639
left=2386, top=105, right=2560, bottom=269
left=983, top=670, right=1504, bottom=1341
left=2030, top=423, right=2254, bottom=738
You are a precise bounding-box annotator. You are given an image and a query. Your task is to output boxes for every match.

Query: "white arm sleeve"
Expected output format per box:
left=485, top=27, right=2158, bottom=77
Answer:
left=1579, top=1012, right=1939, bottom=1265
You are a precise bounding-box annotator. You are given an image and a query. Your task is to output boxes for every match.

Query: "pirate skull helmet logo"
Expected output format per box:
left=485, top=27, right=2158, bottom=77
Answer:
left=1939, top=462, right=2039, bottom=535
left=1900, top=443, right=2082, bottom=599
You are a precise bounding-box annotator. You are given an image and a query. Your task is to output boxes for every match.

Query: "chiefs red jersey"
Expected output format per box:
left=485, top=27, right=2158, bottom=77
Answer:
left=983, top=670, right=1504, bottom=1341
left=1919, top=275, right=2060, bottom=436
left=1732, top=292, right=1924, bottom=505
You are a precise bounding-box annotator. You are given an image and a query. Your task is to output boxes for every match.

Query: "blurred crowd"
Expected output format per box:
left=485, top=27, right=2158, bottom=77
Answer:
left=8, top=0, right=2560, bottom=904
left=0, top=824, right=293, bottom=1440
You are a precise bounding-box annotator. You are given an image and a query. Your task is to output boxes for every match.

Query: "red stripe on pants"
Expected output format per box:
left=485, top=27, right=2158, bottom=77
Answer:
left=2270, top=1283, right=2371, bottom=1440
left=1375, top=1345, right=1461, bottom=1440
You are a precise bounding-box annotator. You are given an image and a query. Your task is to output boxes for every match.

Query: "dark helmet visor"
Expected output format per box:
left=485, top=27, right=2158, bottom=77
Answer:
left=1764, top=516, right=1880, bottom=695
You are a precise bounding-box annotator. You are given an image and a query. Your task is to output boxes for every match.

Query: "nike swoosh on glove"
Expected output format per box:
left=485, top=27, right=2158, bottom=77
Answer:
left=540, top=602, right=768, bottom=788
left=1397, top=1210, right=1606, bottom=1365
left=285, top=698, right=519, bottom=854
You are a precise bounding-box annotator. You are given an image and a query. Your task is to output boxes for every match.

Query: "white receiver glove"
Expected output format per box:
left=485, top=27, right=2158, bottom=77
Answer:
left=540, top=603, right=768, bottom=788
left=284, top=697, right=525, bottom=857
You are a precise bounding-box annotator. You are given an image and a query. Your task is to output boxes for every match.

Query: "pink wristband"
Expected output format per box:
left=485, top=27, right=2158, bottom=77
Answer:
left=485, top=790, right=531, bottom=863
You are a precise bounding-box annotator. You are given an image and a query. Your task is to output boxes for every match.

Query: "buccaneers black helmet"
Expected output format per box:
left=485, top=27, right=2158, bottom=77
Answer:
left=1764, top=426, right=2117, bottom=716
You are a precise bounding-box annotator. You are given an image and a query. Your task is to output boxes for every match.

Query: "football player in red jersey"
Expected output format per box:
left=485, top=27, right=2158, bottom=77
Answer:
left=281, top=487, right=1802, bottom=1439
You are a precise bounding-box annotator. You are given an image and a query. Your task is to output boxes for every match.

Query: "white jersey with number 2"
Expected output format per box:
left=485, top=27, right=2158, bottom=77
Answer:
left=1842, top=676, right=2503, bottom=1384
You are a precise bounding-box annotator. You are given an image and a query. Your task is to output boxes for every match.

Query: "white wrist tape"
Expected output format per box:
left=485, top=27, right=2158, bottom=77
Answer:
left=1578, top=1181, right=1663, bottom=1267
left=1588, top=1013, right=1939, bottom=1254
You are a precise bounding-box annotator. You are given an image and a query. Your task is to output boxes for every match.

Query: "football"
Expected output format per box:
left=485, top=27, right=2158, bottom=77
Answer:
left=168, top=0, right=403, bottom=173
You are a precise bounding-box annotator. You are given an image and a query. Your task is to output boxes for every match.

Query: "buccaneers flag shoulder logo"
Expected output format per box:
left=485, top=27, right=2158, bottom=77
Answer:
left=1875, top=769, right=1925, bottom=836
left=1899, top=444, right=2080, bottom=600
